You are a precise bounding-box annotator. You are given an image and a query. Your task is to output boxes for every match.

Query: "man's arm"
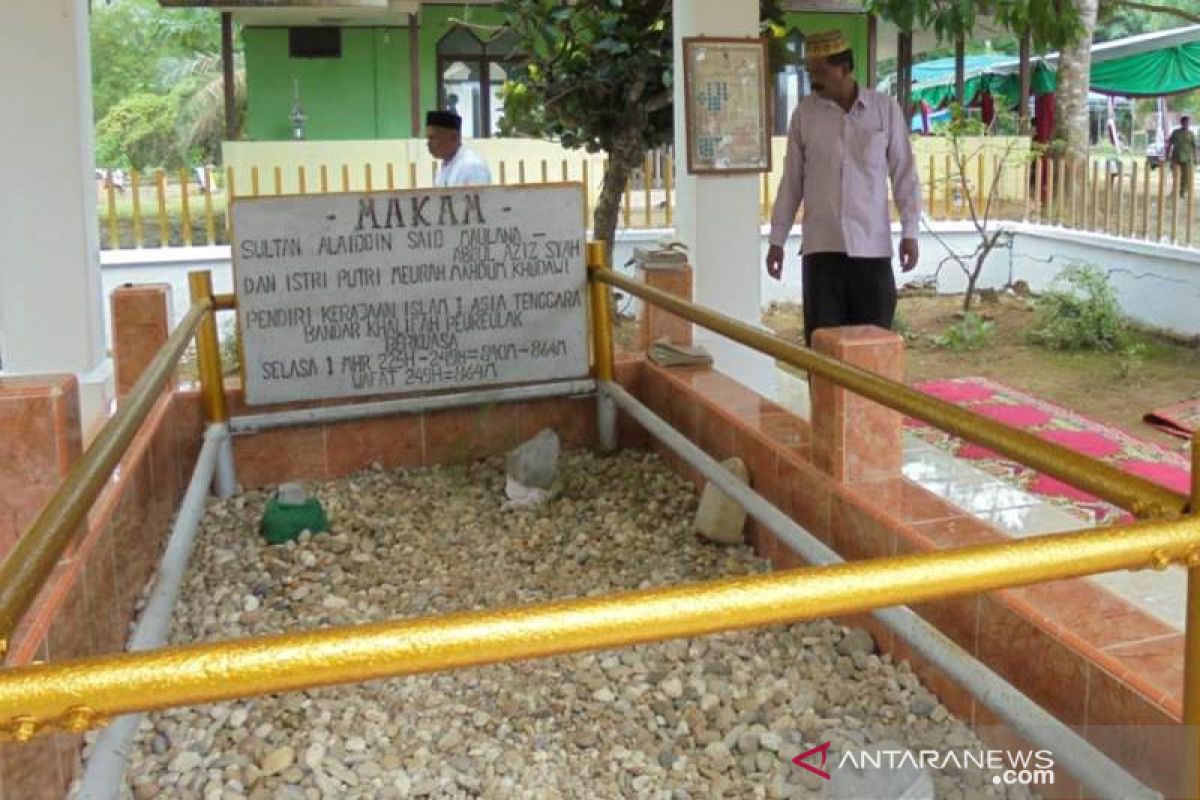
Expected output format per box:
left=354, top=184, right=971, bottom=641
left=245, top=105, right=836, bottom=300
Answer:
left=768, top=107, right=805, bottom=249
left=887, top=96, right=921, bottom=271
left=887, top=96, right=921, bottom=240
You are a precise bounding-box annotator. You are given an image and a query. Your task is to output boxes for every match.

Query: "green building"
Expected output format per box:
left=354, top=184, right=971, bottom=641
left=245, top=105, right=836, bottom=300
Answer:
left=161, top=1, right=873, bottom=142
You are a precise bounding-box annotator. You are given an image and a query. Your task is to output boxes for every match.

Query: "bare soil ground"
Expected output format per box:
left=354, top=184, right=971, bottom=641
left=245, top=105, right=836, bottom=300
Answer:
left=762, top=291, right=1200, bottom=450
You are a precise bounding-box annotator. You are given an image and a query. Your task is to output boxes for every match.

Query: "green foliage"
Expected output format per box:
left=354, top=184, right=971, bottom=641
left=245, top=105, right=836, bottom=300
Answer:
left=497, top=0, right=785, bottom=253
left=934, top=313, right=995, bottom=351
left=219, top=317, right=242, bottom=376
left=865, top=0, right=1081, bottom=51
left=95, top=92, right=182, bottom=170
left=1028, top=264, right=1131, bottom=352
left=91, top=0, right=243, bottom=168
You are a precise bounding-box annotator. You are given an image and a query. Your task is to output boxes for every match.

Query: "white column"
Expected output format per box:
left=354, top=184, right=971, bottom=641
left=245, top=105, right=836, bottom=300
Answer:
left=0, top=0, right=110, bottom=422
left=672, top=0, right=776, bottom=397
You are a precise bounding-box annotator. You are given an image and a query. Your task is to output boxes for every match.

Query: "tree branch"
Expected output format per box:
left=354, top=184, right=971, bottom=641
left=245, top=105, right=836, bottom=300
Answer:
left=1112, top=1, right=1200, bottom=24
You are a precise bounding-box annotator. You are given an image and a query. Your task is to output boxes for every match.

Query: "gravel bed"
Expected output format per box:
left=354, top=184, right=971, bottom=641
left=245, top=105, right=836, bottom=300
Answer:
left=81, top=449, right=1036, bottom=799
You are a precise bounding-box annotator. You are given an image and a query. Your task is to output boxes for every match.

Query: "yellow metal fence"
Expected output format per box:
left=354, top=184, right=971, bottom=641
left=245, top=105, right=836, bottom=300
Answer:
left=97, top=149, right=1200, bottom=252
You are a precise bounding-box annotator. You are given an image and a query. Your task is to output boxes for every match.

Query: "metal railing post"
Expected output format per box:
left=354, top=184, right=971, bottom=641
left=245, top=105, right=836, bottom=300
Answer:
left=587, top=241, right=617, bottom=452
left=188, top=271, right=236, bottom=496
left=1185, top=432, right=1200, bottom=798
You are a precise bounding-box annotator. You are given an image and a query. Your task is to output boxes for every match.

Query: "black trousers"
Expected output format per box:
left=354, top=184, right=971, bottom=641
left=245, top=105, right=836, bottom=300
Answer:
left=801, top=252, right=897, bottom=347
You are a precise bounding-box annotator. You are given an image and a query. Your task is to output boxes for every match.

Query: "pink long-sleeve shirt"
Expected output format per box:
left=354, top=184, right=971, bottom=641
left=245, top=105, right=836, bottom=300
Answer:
left=769, top=88, right=921, bottom=258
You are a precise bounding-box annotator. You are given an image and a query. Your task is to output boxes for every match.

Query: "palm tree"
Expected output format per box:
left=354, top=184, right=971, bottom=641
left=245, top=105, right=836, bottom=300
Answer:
left=157, top=51, right=246, bottom=164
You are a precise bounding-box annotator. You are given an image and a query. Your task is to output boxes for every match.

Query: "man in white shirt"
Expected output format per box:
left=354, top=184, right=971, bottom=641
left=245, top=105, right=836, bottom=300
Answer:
left=765, top=30, right=921, bottom=346
left=426, top=110, right=492, bottom=187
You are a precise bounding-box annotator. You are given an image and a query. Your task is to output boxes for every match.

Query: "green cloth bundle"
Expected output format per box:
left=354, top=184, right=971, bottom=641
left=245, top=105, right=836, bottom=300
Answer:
left=260, top=483, right=328, bottom=544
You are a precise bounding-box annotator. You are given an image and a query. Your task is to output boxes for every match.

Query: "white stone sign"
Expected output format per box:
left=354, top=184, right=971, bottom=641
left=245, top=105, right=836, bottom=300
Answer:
left=231, top=184, right=589, bottom=405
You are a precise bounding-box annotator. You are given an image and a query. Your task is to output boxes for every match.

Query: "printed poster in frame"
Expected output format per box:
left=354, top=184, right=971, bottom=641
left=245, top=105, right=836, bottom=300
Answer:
left=682, top=36, right=772, bottom=175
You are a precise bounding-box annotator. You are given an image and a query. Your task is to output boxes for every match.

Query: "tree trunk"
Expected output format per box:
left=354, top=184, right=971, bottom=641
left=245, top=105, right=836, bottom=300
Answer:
left=1018, top=28, right=1032, bottom=134
left=954, top=34, right=966, bottom=109
left=222, top=12, right=237, bottom=142
left=592, top=131, right=641, bottom=269
left=1054, top=0, right=1099, bottom=160
left=896, top=31, right=913, bottom=120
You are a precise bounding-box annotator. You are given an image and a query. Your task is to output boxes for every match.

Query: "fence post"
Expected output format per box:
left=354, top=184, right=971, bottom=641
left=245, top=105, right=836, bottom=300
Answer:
left=387, top=163, right=395, bottom=191
left=1045, top=158, right=1056, bottom=225
left=155, top=169, right=169, bottom=247
left=1156, top=163, right=1166, bottom=241
left=341, top=164, right=351, bottom=193
left=1090, top=160, right=1099, bottom=231
left=250, top=166, right=260, bottom=197
left=364, top=163, right=373, bottom=192
left=1141, top=160, right=1151, bottom=239
left=273, top=165, right=283, bottom=196
left=298, top=166, right=307, bottom=195
left=943, top=154, right=952, bottom=219
left=1127, top=162, right=1139, bottom=239
left=1108, top=163, right=1118, bottom=236
left=664, top=156, right=672, bottom=228
left=644, top=152, right=653, bottom=227
left=1188, top=176, right=1195, bottom=246
left=178, top=168, right=192, bottom=246
left=131, top=169, right=144, bottom=248
left=225, top=167, right=235, bottom=241
left=203, top=166, right=216, bottom=245
left=105, top=171, right=119, bottom=250
left=927, top=154, right=936, bottom=219
left=1172, top=166, right=1181, bottom=244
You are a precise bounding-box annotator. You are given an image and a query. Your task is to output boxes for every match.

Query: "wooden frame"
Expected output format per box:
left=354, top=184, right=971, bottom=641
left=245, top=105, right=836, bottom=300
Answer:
left=682, top=36, right=772, bottom=175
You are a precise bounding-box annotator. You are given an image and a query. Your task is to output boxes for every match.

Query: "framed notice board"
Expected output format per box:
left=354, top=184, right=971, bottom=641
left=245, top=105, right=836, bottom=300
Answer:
left=682, top=36, right=772, bottom=175
left=230, top=184, right=589, bottom=406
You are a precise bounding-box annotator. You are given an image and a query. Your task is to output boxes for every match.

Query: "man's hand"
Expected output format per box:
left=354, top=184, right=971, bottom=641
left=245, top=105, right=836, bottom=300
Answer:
left=766, top=244, right=785, bottom=281
left=899, top=238, right=919, bottom=272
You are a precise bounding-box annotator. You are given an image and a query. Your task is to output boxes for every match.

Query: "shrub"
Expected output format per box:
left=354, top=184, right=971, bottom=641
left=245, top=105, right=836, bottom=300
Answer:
left=934, top=313, right=994, bottom=351
left=1028, top=265, right=1129, bottom=352
left=95, top=92, right=181, bottom=171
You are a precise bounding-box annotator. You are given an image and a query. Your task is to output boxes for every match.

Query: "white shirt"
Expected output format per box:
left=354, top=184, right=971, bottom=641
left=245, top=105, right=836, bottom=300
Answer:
left=769, top=87, right=921, bottom=258
left=435, top=146, right=492, bottom=187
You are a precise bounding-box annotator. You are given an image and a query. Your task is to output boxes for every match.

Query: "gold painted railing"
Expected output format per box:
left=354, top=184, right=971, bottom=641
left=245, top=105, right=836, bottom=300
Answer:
left=0, top=300, right=212, bottom=652
left=0, top=248, right=1195, bottom=800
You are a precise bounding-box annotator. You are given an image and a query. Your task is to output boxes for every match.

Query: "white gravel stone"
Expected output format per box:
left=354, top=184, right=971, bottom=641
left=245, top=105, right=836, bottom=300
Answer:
left=259, top=746, right=294, bottom=776
left=108, top=450, right=1033, bottom=800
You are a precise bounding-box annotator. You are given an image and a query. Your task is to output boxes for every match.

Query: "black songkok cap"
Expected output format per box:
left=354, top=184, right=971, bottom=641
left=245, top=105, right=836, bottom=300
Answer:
left=426, top=110, right=462, bottom=131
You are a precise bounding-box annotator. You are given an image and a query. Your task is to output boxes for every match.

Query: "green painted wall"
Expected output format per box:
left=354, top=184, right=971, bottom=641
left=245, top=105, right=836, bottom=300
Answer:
left=241, top=8, right=869, bottom=141
left=417, top=4, right=507, bottom=121
left=244, top=26, right=412, bottom=141
left=781, top=11, right=870, bottom=86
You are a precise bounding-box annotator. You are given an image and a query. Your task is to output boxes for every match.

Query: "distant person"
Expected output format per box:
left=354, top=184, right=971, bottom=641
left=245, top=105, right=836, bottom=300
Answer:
left=765, top=30, right=920, bottom=347
left=1166, top=115, right=1196, bottom=198
left=426, top=110, right=491, bottom=188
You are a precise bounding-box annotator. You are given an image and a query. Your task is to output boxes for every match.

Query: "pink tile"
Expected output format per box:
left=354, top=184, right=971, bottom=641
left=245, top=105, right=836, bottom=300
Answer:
left=110, top=284, right=173, bottom=400
left=810, top=326, right=903, bottom=483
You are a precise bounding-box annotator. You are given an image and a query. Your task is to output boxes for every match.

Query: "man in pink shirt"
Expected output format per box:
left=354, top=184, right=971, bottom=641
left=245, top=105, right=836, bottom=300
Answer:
left=765, top=30, right=921, bottom=346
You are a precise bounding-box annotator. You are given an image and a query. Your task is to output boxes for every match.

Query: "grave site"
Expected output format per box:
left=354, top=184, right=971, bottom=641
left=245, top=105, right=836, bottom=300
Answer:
left=0, top=181, right=1195, bottom=800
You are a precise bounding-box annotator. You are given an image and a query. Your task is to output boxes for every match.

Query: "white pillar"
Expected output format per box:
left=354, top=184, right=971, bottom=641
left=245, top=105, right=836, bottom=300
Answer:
left=0, top=0, right=111, bottom=423
left=672, top=0, right=776, bottom=397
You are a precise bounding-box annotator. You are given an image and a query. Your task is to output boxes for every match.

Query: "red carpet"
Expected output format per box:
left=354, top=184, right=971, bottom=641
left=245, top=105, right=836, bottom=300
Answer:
left=908, top=377, right=1192, bottom=526
left=1143, top=397, right=1200, bottom=441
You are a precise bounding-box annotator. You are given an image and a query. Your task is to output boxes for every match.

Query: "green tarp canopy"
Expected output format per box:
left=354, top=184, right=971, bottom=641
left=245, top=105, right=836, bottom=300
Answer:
left=1089, top=40, right=1200, bottom=97
left=907, top=25, right=1200, bottom=108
